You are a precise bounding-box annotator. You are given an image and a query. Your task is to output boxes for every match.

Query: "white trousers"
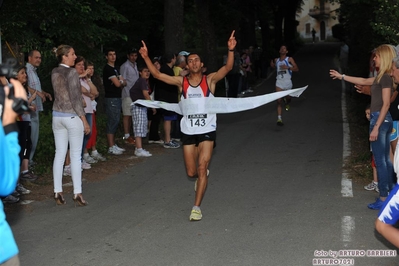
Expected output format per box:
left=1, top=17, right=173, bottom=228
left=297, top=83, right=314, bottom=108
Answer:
left=52, top=116, right=84, bottom=194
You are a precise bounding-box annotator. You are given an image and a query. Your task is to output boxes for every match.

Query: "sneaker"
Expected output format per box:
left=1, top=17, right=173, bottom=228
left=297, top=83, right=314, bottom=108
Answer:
left=195, top=169, right=210, bottom=192
left=189, top=208, right=202, bottom=221
left=83, top=153, right=98, bottom=164
left=81, top=161, right=91, bottom=170
left=285, top=104, right=290, bottom=111
left=364, top=181, right=378, bottom=191
left=163, top=141, right=180, bottom=149
left=148, top=139, right=164, bottom=144
left=108, top=146, right=123, bottom=155
left=134, top=149, right=152, bottom=157
left=277, top=119, right=284, bottom=126
left=113, top=144, right=126, bottom=152
left=16, top=183, right=31, bottom=195
left=124, top=136, right=136, bottom=145
left=20, top=171, right=38, bottom=181
left=367, top=198, right=386, bottom=210
left=91, top=151, right=107, bottom=161
left=2, top=195, right=20, bottom=204
left=12, top=190, right=20, bottom=197
left=172, top=138, right=181, bottom=142
left=63, top=166, right=71, bottom=176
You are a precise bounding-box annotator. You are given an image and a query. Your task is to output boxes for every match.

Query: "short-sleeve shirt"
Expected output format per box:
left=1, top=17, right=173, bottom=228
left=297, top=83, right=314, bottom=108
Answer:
left=103, top=64, right=122, bottom=98
left=130, top=78, right=149, bottom=102
left=370, top=74, right=393, bottom=113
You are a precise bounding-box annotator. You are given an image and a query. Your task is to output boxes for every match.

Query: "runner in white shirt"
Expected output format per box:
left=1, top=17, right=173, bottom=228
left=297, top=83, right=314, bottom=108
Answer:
left=139, top=31, right=237, bottom=221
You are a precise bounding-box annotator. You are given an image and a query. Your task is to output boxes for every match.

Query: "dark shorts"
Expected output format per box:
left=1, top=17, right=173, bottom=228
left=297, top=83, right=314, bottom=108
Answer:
left=182, top=131, right=216, bottom=148
left=159, top=109, right=177, bottom=121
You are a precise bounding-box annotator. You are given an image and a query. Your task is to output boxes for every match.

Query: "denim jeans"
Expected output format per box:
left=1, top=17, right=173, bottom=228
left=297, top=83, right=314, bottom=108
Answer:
left=105, top=98, right=122, bottom=134
left=370, top=111, right=394, bottom=197
left=82, top=112, right=93, bottom=156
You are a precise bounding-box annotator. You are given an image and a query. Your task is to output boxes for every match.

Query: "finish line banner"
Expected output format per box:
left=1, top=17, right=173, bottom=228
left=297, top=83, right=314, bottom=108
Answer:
left=134, top=85, right=308, bottom=115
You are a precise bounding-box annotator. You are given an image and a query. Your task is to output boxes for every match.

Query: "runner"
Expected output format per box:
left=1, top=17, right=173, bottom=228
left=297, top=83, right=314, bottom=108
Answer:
left=139, top=31, right=237, bottom=221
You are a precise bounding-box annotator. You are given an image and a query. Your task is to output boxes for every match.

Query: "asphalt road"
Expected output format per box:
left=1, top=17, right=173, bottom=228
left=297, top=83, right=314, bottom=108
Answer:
left=7, top=42, right=399, bottom=266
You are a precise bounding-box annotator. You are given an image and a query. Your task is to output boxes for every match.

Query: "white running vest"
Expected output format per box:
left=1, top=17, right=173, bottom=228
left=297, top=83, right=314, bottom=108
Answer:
left=180, top=75, right=217, bottom=135
left=276, top=57, right=292, bottom=80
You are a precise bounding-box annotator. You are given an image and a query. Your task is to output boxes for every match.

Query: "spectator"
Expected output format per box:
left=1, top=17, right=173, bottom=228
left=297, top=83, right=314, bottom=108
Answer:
left=51, top=44, right=90, bottom=206
left=330, top=44, right=396, bottom=210
left=85, top=61, right=106, bottom=161
left=147, top=57, right=163, bottom=144
left=120, top=49, right=139, bottom=145
left=103, top=48, right=126, bottom=155
left=155, top=53, right=180, bottom=148
left=0, top=78, right=27, bottom=266
left=26, top=50, right=52, bottom=166
left=130, top=65, right=154, bottom=157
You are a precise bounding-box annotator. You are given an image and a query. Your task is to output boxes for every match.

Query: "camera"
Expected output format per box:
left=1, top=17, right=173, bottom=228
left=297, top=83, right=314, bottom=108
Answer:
left=0, top=58, right=30, bottom=120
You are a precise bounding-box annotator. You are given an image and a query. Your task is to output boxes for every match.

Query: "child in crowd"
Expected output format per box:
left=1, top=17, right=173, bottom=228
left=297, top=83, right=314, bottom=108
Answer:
left=129, top=65, right=154, bottom=157
left=364, top=104, right=379, bottom=192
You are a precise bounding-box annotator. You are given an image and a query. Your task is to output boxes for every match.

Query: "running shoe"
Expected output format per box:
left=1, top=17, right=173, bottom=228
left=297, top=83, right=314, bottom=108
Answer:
left=83, top=153, right=98, bottom=164
left=189, top=208, right=202, bottom=221
left=91, top=150, right=107, bottom=161
left=20, top=171, right=38, bottom=182
left=124, top=136, right=136, bottom=145
left=16, top=183, right=31, bottom=195
left=63, top=165, right=71, bottom=176
left=12, top=190, right=20, bottom=197
left=367, top=198, right=385, bottom=210
left=108, top=146, right=123, bottom=155
left=364, top=181, right=378, bottom=192
left=163, top=141, right=180, bottom=149
left=277, top=119, right=284, bottom=126
left=113, top=144, right=126, bottom=152
left=134, top=149, right=152, bottom=157
left=2, top=195, right=20, bottom=204
left=81, top=161, right=91, bottom=170
left=285, top=104, right=290, bottom=111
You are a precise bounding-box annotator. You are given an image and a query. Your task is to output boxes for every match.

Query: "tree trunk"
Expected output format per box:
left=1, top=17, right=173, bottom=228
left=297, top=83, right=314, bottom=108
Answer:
left=164, top=0, right=184, bottom=54
left=195, top=0, right=217, bottom=72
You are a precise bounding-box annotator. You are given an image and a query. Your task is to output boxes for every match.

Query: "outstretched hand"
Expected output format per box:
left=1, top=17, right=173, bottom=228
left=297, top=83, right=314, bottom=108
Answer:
left=139, top=41, right=149, bottom=59
left=329, top=69, right=342, bottom=80
left=227, top=30, right=237, bottom=50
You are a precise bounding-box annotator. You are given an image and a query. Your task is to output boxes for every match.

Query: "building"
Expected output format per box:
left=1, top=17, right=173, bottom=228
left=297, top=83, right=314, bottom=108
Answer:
left=297, top=0, right=340, bottom=42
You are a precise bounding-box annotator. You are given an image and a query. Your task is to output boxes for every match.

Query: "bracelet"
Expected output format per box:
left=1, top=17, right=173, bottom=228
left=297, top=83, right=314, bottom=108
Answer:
left=228, top=49, right=235, bottom=52
left=341, top=74, right=345, bottom=80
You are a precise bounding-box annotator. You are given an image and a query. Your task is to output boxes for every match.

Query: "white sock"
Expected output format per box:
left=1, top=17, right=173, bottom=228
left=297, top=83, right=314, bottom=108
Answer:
left=278, top=115, right=282, bottom=120
left=124, top=134, right=130, bottom=138
left=136, top=148, right=143, bottom=151
left=192, top=206, right=201, bottom=211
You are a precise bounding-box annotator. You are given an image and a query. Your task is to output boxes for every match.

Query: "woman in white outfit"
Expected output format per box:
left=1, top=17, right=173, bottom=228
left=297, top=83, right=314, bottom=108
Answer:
left=51, top=45, right=90, bottom=206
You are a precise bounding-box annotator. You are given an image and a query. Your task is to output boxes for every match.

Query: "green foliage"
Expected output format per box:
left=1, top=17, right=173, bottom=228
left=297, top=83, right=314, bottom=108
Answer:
left=371, top=0, right=399, bottom=45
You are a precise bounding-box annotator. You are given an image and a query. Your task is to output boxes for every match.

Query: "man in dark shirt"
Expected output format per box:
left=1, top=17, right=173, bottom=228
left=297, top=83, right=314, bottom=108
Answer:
left=103, top=48, right=126, bottom=155
left=154, top=53, right=180, bottom=148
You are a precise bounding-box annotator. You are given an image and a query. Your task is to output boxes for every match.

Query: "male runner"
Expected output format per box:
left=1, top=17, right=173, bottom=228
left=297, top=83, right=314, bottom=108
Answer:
left=270, top=45, right=299, bottom=126
left=139, top=31, right=237, bottom=221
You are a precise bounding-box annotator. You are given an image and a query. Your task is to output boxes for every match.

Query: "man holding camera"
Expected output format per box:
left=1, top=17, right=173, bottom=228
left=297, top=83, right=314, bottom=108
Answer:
left=0, top=78, right=27, bottom=266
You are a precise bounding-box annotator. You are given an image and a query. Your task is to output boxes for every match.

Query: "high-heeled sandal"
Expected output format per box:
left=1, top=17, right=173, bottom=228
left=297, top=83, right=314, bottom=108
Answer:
left=54, top=192, right=66, bottom=205
left=73, top=194, right=88, bottom=207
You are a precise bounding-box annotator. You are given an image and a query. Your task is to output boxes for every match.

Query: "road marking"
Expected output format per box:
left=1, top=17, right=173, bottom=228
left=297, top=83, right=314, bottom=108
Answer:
left=341, top=74, right=353, bottom=197
left=341, top=216, right=355, bottom=247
